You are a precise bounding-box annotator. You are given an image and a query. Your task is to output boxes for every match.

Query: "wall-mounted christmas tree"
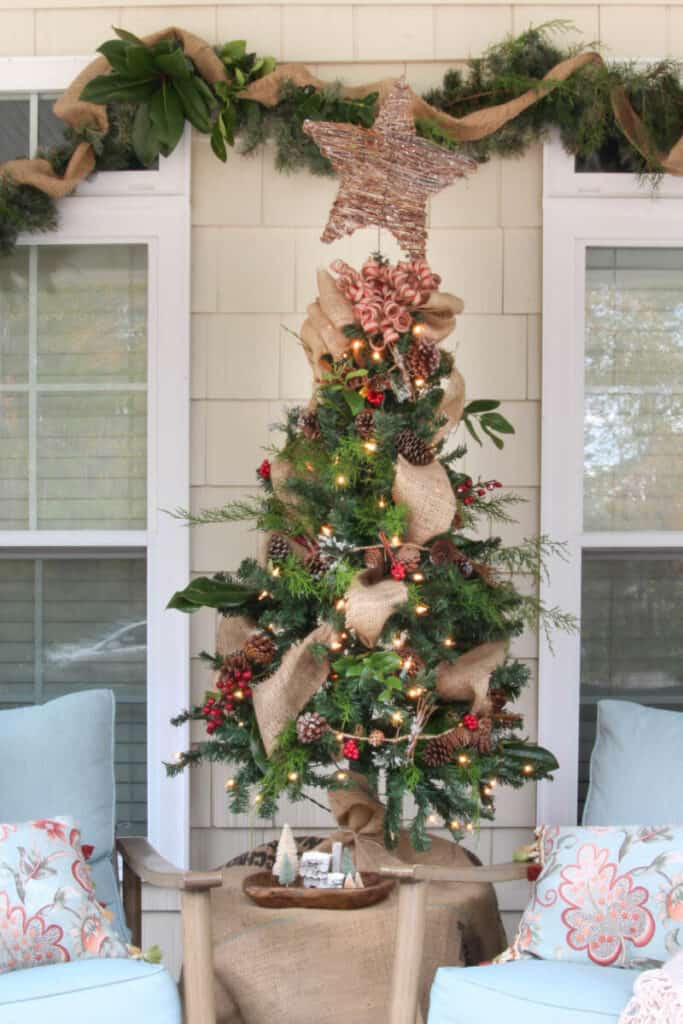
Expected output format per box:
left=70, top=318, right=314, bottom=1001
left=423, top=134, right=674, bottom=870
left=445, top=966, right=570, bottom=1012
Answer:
left=167, top=79, right=568, bottom=851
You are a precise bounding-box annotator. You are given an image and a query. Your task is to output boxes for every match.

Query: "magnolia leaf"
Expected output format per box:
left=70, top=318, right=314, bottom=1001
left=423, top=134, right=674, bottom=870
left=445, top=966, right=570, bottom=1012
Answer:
left=481, top=425, right=504, bottom=449
left=173, top=77, right=212, bottom=134
left=502, top=741, right=559, bottom=773
left=80, top=73, right=157, bottom=104
left=155, top=49, right=192, bottom=80
left=125, top=44, right=157, bottom=80
left=97, top=39, right=131, bottom=74
left=342, top=389, right=365, bottom=416
left=464, top=399, right=500, bottom=415
left=481, top=411, right=515, bottom=434
left=131, top=101, right=160, bottom=167
left=113, top=26, right=145, bottom=45
left=149, top=82, right=184, bottom=152
left=463, top=417, right=482, bottom=446
left=167, top=576, right=259, bottom=613
left=211, top=122, right=228, bottom=162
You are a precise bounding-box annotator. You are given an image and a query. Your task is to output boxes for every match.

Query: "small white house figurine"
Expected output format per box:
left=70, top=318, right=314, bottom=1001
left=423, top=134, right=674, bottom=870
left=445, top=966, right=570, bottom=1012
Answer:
left=299, top=850, right=331, bottom=888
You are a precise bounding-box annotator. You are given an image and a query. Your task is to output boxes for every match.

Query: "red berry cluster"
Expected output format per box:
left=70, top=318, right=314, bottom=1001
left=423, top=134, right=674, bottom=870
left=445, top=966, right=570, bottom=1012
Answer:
left=456, top=478, right=502, bottom=506
left=391, top=562, right=407, bottom=580
left=365, top=388, right=384, bottom=407
left=463, top=713, right=479, bottom=732
left=258, top=459, right=271, bottom=480
left=343, top=739, right=360, bottom=761
left=202, top=665, right=253, bottom=735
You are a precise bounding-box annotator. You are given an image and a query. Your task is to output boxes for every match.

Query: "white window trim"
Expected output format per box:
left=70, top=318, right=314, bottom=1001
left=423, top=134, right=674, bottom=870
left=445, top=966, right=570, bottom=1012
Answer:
left=1, top=58, right=191, bottom=867
left=538, top=137, right=683, bottom=827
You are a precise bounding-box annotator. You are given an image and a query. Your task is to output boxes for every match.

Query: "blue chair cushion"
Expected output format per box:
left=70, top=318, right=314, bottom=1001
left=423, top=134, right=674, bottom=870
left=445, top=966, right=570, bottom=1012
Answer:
left=0, top=958, right=181, bottom=1024
left=583, top=700, right=683, bottom=826
left=0, top=691, right=128, bottom=939
left=428, top=961, right=639, bottom=1024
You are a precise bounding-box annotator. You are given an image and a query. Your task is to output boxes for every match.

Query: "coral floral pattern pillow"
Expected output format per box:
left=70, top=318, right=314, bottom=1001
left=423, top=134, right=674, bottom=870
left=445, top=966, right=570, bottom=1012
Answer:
left=507, top=826, right=683, bottom=970
left=0, top=817, right=128, bottom=974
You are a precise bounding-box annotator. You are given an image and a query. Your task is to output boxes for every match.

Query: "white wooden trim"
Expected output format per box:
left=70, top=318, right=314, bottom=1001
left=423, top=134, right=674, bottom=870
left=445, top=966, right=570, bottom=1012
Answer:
left=1, top=53, right=192, bottom=867
left=539, top=140, right=683, bottom=826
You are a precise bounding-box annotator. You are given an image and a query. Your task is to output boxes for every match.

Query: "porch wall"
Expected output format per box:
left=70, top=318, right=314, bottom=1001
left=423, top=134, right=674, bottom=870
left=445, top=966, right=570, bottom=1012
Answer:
left=6, top=0, right=679, bottom=969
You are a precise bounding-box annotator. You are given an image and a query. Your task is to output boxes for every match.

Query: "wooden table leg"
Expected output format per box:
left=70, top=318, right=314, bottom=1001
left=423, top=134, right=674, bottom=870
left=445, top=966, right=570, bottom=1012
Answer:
left=388, top=879, right=429, bottom=1024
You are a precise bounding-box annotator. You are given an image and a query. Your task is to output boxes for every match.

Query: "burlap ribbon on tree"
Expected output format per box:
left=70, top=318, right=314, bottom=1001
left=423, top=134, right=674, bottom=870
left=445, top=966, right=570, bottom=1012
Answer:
left=344, top=572, right=408, bottom=648
left=435, top=640, right=508, bottom=714
left=216, top=615, right=258, bottom=657
left=392, top=455, right=457, bottom=545
left=5, top=32, right=683, bottom=206
left=252, top=623, right=335, bottom=754
left=300, top=270, right=355, bottom=380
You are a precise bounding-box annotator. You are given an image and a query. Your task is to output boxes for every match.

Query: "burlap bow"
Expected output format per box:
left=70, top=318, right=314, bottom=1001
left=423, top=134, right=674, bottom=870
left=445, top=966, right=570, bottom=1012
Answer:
left=392, top=455, right=457, bottom=545
left=345, top=572, right=408, bottom=648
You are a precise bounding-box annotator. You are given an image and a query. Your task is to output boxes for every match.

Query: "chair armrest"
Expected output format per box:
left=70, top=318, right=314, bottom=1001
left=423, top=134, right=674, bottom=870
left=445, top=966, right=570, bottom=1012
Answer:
left=117, top=837, right=223, bottom=892
left=379, top=860, right=536, bottom=884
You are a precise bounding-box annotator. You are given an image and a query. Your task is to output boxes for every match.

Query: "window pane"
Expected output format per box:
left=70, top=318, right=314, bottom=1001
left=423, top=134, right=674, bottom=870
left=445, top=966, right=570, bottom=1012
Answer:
left=578, top=551, right=683, bottom=816
left=0, top=246, right=29, bottom=385
left=0, top=99, right=29, bottom=162
left=0, top=394, right=28, bottom=528
left=0, top=556, right=147, bottom=836
left=584, top=247, right=683, bottom=531
left=37, top=245, right=147, bottom=385
left=0, top=243, right=147, bottom=531
left=38, top=392, right=146, bottom=529
left=38, top=96, right=65, bottom=153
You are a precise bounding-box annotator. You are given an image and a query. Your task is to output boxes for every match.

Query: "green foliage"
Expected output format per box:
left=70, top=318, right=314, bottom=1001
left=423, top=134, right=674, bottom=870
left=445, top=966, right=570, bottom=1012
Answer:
left=0, top=177, right=57, bottom=255
left=167, top=575, right=260, bottom=613
left=463, top=400, right=515, bottom=450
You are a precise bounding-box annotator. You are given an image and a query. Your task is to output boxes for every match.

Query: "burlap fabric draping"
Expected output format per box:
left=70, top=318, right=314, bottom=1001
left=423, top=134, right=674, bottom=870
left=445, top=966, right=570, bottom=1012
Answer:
left=252, top=622, right=335, bottom=754
left=210, top=861, right=506, bottom=1024
left=344, top=572, right=408, bottom=649
left=392, top=455, right=457, bottom=545
left=436, top=640, right=509, bottom=714
left=5, top=30, right=683, bottom=202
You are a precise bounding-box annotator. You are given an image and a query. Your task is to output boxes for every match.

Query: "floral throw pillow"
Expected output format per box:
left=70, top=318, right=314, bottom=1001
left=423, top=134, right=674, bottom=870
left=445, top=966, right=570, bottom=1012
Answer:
left=0, top=817, right=128, bottom=974
left=506, top=825, right=683, bottom=970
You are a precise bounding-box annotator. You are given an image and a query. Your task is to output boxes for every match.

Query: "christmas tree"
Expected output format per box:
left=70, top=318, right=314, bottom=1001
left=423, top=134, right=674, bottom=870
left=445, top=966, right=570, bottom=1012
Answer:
left=167, top=80, right=568, bottom=851
left=273, top=824, right=299, bottom=883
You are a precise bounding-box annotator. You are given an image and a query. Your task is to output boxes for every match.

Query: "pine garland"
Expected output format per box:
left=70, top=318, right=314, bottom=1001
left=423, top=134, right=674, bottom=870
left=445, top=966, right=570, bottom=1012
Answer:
left=3, top=23, right=683, bottom=254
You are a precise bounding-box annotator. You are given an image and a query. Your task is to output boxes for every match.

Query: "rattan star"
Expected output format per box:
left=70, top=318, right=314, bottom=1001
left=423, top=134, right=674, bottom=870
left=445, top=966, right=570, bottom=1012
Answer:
left=303, top=78, right=476, bottom=258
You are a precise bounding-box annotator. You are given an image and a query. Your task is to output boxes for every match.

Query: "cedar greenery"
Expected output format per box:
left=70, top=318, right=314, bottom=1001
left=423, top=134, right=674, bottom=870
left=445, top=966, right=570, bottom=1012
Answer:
left=3, top=22, right=683, bottom=254
left=165, top=263, right=570, bottom=848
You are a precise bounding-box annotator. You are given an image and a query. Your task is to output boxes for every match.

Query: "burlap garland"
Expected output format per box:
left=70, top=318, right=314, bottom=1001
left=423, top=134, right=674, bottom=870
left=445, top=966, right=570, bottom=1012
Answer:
left=435, top=640, right=508, bottom=714
left=269, top=455, right=300, bottom=508
left=299, top=270, right=354, bottom=380
left=216, top=615, right=258, bottom=657
left=4, top=31, right=683, bottom=211
left=252, top=623, right=335, bottom=754
left=345, top=572, right=408, bottom=648
left=392, top=455, right=457, bottom=545
left=435, top=364, right=466, bottom=442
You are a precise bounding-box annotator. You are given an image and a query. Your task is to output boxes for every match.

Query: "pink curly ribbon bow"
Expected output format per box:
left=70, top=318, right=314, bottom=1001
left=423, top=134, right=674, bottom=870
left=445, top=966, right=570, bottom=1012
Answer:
left=331, top=257, right=441, bottom=348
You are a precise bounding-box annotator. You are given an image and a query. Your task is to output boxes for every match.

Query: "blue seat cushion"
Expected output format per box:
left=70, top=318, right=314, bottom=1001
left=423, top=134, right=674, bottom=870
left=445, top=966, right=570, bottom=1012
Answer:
left=0, top=958, right=181, bottom=1024
left=583, top=700, right=683, bottom=826
left=428, top=961, right=639, bottom=1024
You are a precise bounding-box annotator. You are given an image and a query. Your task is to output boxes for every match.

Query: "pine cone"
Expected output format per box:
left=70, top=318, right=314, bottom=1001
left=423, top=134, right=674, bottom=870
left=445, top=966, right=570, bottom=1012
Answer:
left=219, top=651, right=250, bottom=684
left=244, top=632, right=277, bottom=666
left=489, top=689, right=507, bottom=713
left=298, top=410, right=321, bottom=440
left=395, top=428, right=433, bottom=466
left=355, top=410, right=375, bottom=439
left=406, top=338, right=440, bottom=382
left=400, top=647, right=425, bottom=678
left=296, top=711, right=327, bottom=744
left=429, top=537, right=458, bottom=566
left=363, top=547, right=385, bottom=583
left=368, top=729, right=385, bottom=748
left=451, top=725, right=473, bottom=748
left=307, top=553, right=332, bottom=579
left=397, top=543, right=421, bottom=573
left=423, top=732, right=456, bottom=767
left=267, top=533, right=290, bottom=563
left=475, top=718, right=494, bottom=754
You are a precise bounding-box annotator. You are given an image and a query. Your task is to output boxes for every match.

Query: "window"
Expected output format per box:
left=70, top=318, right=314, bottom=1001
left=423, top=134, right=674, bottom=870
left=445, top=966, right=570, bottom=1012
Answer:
left=0, top=59, right=191, bottom=866
left=538, top=139, right=683, bottom=826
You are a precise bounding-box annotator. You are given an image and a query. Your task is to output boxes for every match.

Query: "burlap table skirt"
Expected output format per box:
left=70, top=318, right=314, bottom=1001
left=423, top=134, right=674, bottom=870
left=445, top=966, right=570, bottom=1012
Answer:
left=209, top=865, right=506, bottom=1024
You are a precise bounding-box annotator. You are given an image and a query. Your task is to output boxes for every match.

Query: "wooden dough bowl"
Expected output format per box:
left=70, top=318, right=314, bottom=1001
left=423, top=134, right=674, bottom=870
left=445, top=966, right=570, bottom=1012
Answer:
left=242, top=871, right=395, bottom=910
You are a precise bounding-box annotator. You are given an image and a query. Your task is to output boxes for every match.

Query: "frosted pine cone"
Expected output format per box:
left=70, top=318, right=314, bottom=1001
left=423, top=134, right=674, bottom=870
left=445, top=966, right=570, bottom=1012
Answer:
left=296, top=712, right=327, bottom=744
left=406, top=338, right=440, bottom=382
left=423, top=732, right=456, bottom=767
left=267, top=533, right=290, bottom=563
left=299, top=410, right=321, bottom=440
left=244, top=632, right=277, bottom=666
left=354, top=410, right=375, bottom=439
left=307, top=553, right=332, bottom=579
left=395, top=429, right=433, bottom=466
left=368, top=729, right=385, bottom=748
